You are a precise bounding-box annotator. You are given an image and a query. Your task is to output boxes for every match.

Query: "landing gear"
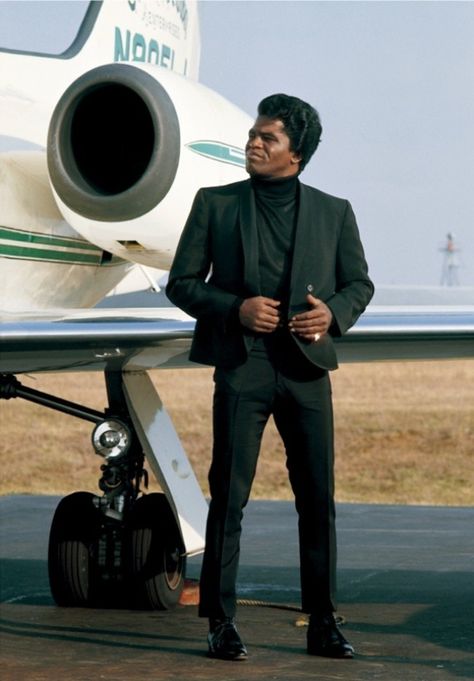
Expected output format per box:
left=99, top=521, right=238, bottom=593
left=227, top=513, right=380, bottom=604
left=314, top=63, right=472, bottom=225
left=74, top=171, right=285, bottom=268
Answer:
left=48, top=491, right=185, bottom=609
left=0, top=372, right=189, bottom=610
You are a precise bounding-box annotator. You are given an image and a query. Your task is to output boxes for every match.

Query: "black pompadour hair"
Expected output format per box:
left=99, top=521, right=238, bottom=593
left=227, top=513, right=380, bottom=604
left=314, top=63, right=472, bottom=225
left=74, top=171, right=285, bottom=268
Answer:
left=257, top=93, right=322, bottom=170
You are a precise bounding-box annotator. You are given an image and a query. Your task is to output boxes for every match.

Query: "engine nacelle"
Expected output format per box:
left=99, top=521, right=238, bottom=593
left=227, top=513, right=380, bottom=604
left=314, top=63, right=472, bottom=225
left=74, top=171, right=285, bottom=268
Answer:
left=47, top=64, right=252, bottom=268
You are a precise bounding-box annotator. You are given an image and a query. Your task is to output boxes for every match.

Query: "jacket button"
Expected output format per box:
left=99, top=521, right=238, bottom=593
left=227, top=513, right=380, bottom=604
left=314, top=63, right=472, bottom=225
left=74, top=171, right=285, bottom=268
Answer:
left=306, top=284, right=314, bottom=293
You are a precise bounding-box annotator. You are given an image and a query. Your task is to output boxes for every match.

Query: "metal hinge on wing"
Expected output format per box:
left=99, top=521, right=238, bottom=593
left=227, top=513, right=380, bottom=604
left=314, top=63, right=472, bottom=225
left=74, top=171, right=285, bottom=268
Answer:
left=94, top=348, right=124, bottom=360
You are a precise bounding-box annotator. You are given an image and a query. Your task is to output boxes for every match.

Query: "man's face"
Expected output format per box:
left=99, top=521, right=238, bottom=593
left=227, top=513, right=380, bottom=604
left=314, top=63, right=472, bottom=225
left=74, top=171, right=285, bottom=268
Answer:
left=245, top=116, right=301, bottom=179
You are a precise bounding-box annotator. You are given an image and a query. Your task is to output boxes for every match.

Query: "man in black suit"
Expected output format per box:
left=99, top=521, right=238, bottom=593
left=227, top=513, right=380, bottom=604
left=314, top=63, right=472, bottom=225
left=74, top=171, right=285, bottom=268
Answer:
left=167, top=94, right=374, bottom=661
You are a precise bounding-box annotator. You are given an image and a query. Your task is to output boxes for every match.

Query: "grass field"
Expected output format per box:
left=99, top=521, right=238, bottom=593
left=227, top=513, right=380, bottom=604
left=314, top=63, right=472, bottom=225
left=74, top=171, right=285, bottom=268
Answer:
left=1, top=360, right=473, bottom=505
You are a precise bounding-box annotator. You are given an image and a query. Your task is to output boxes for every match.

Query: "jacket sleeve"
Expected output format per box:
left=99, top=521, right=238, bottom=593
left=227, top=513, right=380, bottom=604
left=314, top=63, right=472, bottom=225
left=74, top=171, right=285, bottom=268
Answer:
left=326, top=201, right=374, bottom=336
left=166, top=189, right=243, bottom=320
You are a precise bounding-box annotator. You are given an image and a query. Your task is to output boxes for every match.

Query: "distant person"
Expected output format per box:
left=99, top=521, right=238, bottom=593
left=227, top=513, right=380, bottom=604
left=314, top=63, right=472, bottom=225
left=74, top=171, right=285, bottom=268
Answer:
left=440, top=232, right=460, bottom=286
left=167, top=94, right=374, bottom=661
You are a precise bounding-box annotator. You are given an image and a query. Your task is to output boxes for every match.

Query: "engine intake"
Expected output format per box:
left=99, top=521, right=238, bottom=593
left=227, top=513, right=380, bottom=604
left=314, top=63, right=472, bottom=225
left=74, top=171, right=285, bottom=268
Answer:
left=47, top=64, right=180, bottom=222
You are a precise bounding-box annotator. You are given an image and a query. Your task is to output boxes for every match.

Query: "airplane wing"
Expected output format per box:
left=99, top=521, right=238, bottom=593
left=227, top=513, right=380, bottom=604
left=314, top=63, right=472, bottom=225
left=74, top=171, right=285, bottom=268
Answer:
left=1, top=304, right=473, bottom=376
left=0, top=307, right=195, bottom=374
left=335, top=306, right=474, bottom=362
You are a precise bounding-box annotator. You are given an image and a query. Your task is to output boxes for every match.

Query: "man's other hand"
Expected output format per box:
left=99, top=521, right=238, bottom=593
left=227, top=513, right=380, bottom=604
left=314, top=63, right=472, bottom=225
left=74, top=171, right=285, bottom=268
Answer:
left=288, top=294, right=333, bottom=341
left=239, top=296, right=281, bottom=333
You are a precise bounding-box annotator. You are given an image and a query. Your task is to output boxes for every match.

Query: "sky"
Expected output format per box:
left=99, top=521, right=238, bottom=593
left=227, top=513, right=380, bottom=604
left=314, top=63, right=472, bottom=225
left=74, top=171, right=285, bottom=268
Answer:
left=0, top=0, right=473, bottom=288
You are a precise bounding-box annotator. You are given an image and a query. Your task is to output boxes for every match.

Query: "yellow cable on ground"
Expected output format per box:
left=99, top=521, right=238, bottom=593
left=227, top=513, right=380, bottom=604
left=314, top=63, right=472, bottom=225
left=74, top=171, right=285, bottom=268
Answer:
left=236, top=599, right=346, bottom=628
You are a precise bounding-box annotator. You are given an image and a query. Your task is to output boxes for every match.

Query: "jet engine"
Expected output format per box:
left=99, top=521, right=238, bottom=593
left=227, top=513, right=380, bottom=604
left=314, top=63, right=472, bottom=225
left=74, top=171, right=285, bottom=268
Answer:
left=47, top=63, right=251, bottom=268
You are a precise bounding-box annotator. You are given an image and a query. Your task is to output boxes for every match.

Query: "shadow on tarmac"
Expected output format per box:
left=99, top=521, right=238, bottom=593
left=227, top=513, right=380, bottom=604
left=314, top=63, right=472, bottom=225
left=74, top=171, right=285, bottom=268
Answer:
left=1, top=497, right=473, bottom=680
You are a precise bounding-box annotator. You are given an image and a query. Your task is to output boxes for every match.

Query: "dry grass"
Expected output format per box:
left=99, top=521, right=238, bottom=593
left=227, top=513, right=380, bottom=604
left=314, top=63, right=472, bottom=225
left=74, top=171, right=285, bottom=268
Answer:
left=1, top=361, right=473, bottom=505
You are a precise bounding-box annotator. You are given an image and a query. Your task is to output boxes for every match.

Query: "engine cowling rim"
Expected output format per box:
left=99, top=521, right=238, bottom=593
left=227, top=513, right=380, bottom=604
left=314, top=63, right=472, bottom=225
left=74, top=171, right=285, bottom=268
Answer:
left=47, top=64, right=180, bottom=222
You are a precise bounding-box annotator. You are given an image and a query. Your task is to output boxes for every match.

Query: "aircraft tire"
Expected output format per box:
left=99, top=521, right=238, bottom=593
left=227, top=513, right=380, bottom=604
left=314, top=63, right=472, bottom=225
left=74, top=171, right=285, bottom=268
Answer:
left=128, top=492, right=186, bottom=610
left=48, top=491, right=102, bottom=607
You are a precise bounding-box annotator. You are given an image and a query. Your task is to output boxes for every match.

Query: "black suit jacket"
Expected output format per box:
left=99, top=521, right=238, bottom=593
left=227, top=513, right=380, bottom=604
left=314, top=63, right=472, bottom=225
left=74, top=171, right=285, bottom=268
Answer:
left=166, top=178, right=374, bottom=370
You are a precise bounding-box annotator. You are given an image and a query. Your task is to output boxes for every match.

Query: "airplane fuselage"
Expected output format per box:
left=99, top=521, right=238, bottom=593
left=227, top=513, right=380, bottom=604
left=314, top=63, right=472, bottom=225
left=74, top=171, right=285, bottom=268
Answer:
left=0, top=0, right=251, bottom=310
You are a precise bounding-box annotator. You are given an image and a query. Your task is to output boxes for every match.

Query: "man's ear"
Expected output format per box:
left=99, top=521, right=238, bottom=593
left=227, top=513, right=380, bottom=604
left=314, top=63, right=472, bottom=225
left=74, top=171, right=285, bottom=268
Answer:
left=291, top=151, right=302, bottom=165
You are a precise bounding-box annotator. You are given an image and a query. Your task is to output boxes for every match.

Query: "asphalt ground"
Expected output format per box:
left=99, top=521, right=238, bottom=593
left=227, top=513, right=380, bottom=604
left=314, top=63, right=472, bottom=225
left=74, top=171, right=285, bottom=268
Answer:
left=0, top=496, right=473, bottom=681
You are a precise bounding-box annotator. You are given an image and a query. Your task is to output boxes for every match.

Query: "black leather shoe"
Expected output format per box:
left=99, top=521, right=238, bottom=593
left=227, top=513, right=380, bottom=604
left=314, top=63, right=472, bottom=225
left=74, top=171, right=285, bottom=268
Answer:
left=307, top=614, right=354, bottom=658
left=207, top=618, right=248, bottom=660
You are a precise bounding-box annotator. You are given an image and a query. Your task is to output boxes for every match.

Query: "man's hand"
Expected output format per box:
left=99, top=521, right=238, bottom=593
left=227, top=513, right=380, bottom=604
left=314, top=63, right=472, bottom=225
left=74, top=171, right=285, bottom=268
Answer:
left=239, top=296, right=281, bottom=333
left=288, top=294, right=333, bottom=342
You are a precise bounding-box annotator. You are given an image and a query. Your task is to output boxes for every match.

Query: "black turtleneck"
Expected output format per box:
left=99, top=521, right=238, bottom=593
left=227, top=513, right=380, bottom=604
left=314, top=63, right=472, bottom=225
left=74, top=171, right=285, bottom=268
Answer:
left=251, top=174, right=299, bottom=317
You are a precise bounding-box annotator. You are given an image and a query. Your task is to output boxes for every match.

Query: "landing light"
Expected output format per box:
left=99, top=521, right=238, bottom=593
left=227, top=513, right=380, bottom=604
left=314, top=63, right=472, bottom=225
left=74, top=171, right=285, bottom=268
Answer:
left=92, top=420, right=131, bottom=461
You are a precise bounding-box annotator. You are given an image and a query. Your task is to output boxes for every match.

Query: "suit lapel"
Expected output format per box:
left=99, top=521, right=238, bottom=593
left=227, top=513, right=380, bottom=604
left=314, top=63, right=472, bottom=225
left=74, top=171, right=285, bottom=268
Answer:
left=239, top=180, right=260, bottom=295
left=289, top=183, right=323, bottom=309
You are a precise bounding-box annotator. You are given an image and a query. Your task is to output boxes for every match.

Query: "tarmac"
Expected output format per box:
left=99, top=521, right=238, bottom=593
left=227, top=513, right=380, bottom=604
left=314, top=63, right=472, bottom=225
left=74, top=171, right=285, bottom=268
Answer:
left=0, top=495, right=473, bottom=681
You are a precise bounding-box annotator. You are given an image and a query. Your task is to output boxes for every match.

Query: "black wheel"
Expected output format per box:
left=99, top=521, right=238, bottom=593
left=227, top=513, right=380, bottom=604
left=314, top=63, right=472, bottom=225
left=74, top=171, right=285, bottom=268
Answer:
left=48, top=491, right=102, bottom=606
left=129, top=493, right=186, bottom=610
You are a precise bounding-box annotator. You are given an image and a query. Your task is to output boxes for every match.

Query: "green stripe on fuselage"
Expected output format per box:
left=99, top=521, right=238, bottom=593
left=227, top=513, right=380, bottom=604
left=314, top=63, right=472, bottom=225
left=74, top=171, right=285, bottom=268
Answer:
left=0, top=226, right=102, bottom=252
left=0, top=226, right=123, bottom=265
left=186, top=141, right=246, bottom=168
left=0, top=243, right=102, bottom=264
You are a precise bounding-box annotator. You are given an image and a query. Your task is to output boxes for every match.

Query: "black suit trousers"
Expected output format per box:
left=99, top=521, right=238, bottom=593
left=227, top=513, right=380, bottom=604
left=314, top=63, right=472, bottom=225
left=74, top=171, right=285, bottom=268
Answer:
left=198, top=335, right=337, bottom=618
